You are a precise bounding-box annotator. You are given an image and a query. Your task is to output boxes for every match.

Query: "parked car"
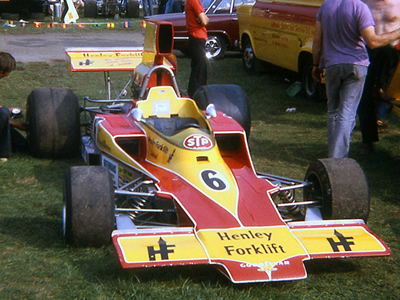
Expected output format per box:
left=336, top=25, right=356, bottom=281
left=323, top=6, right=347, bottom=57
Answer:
left=148, top=0, right=255, bottom=59
left=237, top=0, right=323, bottom=100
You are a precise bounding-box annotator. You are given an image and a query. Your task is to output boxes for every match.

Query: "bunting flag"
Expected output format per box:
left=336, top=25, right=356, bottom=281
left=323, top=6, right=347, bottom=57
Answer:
left=3, top=19, right=133, bottom=29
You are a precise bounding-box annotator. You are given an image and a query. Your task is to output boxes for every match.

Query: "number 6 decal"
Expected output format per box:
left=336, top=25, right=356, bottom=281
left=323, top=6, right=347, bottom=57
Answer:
left=200, top=170, right=229, bottom=191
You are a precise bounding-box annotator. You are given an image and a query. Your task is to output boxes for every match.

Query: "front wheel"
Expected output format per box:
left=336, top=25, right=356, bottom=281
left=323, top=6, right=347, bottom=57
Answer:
left=205, top=35, right=226, bottom=59
left=63, top=166, right=115, bottom=247
left=304, top=158, right=370, bottom=222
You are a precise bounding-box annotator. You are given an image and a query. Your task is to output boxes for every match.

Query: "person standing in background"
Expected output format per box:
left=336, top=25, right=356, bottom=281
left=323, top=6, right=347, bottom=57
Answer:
left=312, top=0, right=400, bottom=158
left=358, top=0, right=400, bottom=155
left=185, top=0, right=209, bottom=97
left=143, top=0, right=154, bottom=16
left=0, top=52, right=26, bottom=162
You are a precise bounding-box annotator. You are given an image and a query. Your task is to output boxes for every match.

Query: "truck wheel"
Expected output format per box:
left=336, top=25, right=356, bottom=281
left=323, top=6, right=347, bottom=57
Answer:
left=126, top=0, right=140, bottom=18
left=84, top=0, right=97, bottom=17
left=205, top=35, right=226, bottom=59
left=242, top=39, right=256, bottom=73
left=192, top=84, right=251, bottom=138
left=304, top=158, right=370, bottom=222
left=63, top=166, right=115, bottom=247
left=26, top=88, right=80, bottom=158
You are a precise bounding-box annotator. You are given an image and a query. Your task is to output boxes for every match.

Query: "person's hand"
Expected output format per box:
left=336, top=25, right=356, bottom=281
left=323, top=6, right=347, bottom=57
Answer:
left=312, top=66, right=322, bottom=82
left=9, top=120, right=27, bottom=131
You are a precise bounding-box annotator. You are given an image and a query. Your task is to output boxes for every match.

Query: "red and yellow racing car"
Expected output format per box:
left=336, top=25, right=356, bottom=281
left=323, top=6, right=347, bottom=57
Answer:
left=25, top=20, right=390, bottom=284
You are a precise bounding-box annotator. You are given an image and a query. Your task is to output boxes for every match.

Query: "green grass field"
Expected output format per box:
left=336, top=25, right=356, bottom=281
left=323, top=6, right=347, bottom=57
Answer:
left=1, top=24, right=399, bottom=299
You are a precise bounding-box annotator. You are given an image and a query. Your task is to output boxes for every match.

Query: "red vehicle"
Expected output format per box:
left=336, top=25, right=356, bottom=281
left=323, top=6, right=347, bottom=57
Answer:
left=148, top=0, right=254, bottom=59
left=25, top=20, right=391, bottom=284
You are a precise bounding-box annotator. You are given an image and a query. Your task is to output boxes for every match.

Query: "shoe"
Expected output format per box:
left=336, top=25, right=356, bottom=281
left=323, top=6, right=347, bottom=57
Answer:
left=0, top=157, right=8, bottom=162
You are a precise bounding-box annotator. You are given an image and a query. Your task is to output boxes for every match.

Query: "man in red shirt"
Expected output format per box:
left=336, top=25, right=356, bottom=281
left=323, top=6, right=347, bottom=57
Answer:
left=185, top=0, right=209, bottom=97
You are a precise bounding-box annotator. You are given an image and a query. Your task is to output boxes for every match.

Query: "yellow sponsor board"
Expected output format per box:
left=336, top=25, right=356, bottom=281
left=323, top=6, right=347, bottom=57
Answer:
left=117, top=233, right=208, bottom=263
left=291, top=226, right=388, bottom=255
left=67, top=49, right=143, bottom=72
left=197, top=227, right=308, bottom=266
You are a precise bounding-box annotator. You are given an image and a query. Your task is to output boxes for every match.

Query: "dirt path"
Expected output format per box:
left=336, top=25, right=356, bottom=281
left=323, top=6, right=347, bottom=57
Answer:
left=0, top=32, right=144, bottom=63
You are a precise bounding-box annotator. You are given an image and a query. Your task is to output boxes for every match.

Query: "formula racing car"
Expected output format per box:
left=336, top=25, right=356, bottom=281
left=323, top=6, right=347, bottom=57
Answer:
left=25, top=20, right=390, bottom=283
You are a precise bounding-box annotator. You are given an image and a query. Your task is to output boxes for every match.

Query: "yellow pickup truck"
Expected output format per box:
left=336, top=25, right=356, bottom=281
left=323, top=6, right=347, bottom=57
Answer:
left=237, top=0, right=400, bottom=104
left=237, top=0, right=323, bottom=100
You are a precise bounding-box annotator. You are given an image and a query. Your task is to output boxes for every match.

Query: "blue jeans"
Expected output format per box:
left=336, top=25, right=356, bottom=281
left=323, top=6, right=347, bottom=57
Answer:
left=325, top=64, right=368, bottom=158
left=143, top=0, right=154, bottom=16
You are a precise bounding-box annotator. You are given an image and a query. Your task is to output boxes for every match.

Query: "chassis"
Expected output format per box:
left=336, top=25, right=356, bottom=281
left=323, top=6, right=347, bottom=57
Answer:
left=25, top=20, right=390, bottom=283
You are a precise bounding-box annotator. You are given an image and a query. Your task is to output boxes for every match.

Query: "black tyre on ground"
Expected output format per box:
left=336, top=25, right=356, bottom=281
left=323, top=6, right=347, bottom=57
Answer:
left=84, top=0, right=98, bottom=17
left=126, top=0, right=140, bottom=18
left=304, top=158, right=370, bottom=221
left=26, top=88, right=80, bottom=158
left=64, top=166, right=115, bottom=247
left=192, top=84, right=251, bottom=138
left=205, top=35, right=226, bottom=60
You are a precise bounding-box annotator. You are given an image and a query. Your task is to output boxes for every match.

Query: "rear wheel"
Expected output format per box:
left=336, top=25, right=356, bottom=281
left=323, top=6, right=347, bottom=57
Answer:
left=26, top=88, right=80, bottom=158
left=242, top=38, right=256, bottom=73
left=126, top=0, right=140, bottom=17
left=63, top=166, right=115, bottom=247
left=304, top=158, right=370, bottom=221
left=192, top=84, right=251, bottom=138
left=301, top=57, right=323, bottom=101
left=84, top=0, right=98, bottom=17
left=205, top=35, right=226, bottom=59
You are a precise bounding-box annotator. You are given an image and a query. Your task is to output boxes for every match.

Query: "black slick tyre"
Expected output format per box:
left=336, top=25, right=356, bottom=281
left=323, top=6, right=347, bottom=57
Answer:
left=192, top=84, right=251, bottom=138
left=84, top=0, right=97, bottom=17
left=304, top=158, right=370, bottom=222
left=26, top=88, right=80, bottom=158
left=126, top=0, right=140, bottom=18
left=63, top=166, right=115, bottom=247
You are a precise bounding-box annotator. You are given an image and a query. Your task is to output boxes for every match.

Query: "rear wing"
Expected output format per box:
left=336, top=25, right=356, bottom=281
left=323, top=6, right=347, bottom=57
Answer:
left=65, top=47, right=144, bottom=72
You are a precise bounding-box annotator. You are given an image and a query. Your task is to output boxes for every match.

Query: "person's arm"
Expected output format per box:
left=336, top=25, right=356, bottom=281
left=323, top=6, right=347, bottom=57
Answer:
left=197, top=12, right=209, bottom=26
left=361, top=25, right=400, bottom=49
left=312, top=20, right=323, bottom=82
left=9, top=120, right=26, bottom=131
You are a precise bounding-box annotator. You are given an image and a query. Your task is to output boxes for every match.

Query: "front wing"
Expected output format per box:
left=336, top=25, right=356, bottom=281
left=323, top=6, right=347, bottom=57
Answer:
left=112, top=220, right=390, bottom=283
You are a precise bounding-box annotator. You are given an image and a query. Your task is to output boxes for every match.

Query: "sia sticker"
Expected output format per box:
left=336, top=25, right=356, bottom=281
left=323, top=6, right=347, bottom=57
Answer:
left=184, top=134, right=212, bottom=150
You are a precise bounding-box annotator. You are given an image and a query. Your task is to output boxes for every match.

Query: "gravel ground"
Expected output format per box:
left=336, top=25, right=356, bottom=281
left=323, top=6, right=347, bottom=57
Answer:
left=0, top=32, right=145, bottom=63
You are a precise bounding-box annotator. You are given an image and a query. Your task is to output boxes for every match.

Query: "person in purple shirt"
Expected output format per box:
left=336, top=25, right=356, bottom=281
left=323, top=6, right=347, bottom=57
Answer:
left=312, top=0, right=400, bottom=158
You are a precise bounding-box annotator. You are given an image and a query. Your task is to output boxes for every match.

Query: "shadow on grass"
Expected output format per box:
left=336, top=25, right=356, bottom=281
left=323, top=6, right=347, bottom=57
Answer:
left=0, top=216, right=64, bottom=248
left=304, top=259, right=357, bottom=275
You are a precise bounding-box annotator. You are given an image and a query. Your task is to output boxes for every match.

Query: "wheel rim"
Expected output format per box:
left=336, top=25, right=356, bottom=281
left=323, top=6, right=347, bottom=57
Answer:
left=205, top=37, right=222, bottom=59
left=305, top=170, right=332, bottom=219
left=243, top=43, right=254, bottom=69
left=304, top=65, right=317, bottom=97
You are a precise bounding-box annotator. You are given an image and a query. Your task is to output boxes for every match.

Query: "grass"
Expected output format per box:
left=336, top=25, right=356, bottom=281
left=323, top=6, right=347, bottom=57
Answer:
left=1, top=30, right=400, bottom=299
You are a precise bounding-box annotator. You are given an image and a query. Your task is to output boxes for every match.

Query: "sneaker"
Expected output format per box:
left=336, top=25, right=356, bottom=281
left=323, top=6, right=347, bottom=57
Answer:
left=0, top=157, right=8, bottom=162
